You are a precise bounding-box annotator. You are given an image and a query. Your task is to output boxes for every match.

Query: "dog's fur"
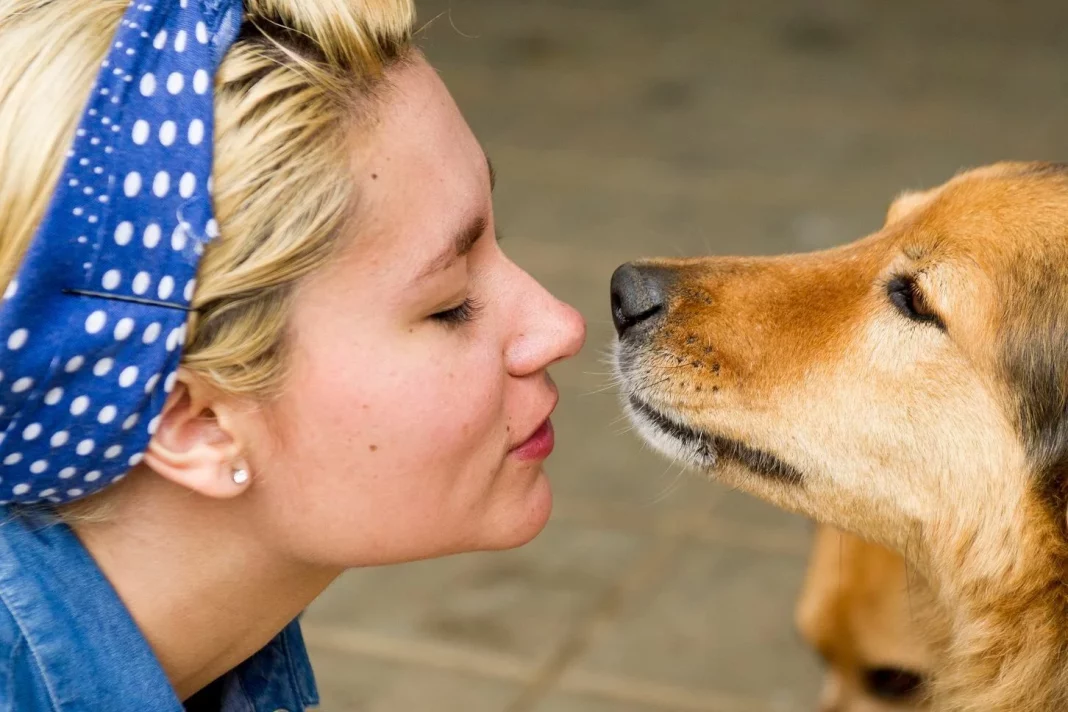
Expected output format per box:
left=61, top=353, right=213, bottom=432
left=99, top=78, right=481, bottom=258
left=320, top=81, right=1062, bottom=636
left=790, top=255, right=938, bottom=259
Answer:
left=614, top=162, right=1068, bottom=711
left=798, top=525, right=943, bottom=711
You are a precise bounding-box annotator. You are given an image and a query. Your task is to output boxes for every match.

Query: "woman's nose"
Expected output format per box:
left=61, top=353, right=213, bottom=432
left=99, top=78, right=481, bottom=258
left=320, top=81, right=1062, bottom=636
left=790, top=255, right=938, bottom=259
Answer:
left=507, top=278, right=586, bottom=377
left=554, top=300, right=587, bottom=362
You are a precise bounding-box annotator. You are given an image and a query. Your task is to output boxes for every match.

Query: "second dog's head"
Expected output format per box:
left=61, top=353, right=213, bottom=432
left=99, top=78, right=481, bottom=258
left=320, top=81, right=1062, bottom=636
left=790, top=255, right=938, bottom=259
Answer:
left=798, top=526, right=942, bottom=712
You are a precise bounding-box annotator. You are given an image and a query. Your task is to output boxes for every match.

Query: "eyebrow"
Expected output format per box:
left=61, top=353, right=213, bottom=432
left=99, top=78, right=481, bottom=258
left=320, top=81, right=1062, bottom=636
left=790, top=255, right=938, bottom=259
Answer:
left=416, top=152, right=496, bottom=279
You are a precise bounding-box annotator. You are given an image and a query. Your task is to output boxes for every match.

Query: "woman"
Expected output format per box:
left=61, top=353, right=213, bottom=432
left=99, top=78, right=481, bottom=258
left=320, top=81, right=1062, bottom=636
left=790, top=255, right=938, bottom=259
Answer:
left=0, top=0, right=585, bottom=709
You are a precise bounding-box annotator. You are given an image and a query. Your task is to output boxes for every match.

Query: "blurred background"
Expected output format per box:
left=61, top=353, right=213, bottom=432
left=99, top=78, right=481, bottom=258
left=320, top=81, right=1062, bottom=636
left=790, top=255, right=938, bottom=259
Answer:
left=303, top=1, right=1068, bottom=709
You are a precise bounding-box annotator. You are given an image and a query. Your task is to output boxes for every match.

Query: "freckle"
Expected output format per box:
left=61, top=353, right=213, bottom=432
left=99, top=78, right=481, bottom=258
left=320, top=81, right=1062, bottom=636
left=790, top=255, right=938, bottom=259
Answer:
left=362, top=404, right=369, bottom=410
left=696, top=385, right=702, bottom=392
left=371, top=173, right=378, bottom=180
left=408, top=327, right=413, bottom=333
left=369, top=444, right=378, bottom=452
left=712, top=363, right=721, bottom=374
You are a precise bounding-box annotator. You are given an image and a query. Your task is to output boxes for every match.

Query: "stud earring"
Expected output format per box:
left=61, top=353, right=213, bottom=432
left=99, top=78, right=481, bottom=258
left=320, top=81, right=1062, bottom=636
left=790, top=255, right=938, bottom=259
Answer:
left=232, top=468, right=249, bottom=485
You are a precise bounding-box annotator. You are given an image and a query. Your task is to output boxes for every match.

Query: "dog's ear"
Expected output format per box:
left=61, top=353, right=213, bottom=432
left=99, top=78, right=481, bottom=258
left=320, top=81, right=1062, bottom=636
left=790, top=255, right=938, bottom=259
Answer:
left=885, top=189, right=937, bottom=227
left=998, top=267, right=1068, bottom=524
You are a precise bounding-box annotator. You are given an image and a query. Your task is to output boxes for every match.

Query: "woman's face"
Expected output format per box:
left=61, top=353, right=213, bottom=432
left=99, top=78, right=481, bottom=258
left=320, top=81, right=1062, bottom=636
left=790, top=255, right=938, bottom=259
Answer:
left=239, top=57, right=585, bottom=567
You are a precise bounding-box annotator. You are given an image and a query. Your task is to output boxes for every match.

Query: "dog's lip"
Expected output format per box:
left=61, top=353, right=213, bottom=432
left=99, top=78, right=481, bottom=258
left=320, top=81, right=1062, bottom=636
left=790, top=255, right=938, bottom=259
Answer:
left=627, top=394, right=804, bottom=485
left=628, top=395, right=713, bottom=449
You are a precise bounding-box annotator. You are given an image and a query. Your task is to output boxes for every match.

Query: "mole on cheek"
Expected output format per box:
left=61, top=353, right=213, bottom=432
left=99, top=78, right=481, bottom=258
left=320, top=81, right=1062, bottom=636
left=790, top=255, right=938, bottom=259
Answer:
left=369, top=444, right=378, bottom=452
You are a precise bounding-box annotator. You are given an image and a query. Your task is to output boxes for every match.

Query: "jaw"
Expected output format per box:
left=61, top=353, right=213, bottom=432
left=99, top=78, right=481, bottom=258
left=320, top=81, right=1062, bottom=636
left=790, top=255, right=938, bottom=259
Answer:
left=624, top=394, right=719, bottom=469
left=616, top=363, right=825, bottom=536
left=624, top=393, right=804, bottom=485
left=615, top=335, right=1036, bottom=577
left=620, top=355, right=1060, bottom=638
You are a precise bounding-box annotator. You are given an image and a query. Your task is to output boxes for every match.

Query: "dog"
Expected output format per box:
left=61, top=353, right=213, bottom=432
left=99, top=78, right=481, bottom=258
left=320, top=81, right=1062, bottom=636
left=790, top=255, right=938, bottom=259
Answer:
left=612, top=162, right=1068, bottom=711
left=798, top=525, right=942, bottom=711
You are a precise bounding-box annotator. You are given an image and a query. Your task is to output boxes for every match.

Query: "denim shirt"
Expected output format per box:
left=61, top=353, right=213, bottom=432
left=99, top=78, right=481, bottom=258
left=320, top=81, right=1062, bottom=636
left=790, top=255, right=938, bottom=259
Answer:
left=0, top=508, right=318, bottom=712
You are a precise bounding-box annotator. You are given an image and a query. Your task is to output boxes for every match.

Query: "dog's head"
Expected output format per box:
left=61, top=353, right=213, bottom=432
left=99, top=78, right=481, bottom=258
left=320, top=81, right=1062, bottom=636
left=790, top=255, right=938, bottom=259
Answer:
left=613, top=162, right=1068, bottom=575
left=797, top=526, right=942, bottom=712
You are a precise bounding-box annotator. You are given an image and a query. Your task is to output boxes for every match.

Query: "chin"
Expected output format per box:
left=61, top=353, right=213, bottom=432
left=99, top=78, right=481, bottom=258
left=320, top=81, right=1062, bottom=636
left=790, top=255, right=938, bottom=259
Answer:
left=480, top=467, right=553, bottom=551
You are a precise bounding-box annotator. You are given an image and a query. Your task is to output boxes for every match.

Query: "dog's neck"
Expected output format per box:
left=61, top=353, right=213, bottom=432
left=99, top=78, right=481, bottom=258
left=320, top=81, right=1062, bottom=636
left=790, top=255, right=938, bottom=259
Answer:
left=921, top=498, right=1068, bottom=712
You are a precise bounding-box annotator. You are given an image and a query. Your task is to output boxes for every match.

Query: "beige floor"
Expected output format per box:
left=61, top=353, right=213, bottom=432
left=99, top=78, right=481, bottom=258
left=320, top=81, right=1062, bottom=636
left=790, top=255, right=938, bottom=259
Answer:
left=303, top=1, right=1068, bottom=709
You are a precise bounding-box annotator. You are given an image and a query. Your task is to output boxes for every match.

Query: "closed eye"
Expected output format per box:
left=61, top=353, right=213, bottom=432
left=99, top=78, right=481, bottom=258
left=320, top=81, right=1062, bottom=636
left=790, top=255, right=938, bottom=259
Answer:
left=430, top=296, right=483, bottom=327
left=887, top=275, right=945, bottom=330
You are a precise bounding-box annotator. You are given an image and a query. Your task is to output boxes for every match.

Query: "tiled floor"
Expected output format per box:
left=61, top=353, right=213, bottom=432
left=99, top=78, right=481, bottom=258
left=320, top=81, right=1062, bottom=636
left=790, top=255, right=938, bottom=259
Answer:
left=303, top=1, right=1068, bottom=709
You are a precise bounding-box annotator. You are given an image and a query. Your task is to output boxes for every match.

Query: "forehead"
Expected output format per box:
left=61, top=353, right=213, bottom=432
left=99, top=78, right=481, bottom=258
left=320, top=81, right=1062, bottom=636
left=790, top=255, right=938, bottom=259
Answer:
left=347, top=57, right=487, bottom=269
left=367, top=57, right=482, bottom=175
left=889, top=165, right=1068, bottom=266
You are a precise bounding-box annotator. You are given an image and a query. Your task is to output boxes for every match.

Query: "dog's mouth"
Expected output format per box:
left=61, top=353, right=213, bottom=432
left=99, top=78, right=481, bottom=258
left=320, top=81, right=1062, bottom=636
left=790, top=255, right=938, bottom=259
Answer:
left=626, top=395, right=804, bottom=486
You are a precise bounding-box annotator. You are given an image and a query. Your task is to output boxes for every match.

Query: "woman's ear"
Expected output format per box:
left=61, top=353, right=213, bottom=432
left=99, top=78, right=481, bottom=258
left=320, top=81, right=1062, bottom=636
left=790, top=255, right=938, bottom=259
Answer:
left=143, top=368, right=249, bottom=498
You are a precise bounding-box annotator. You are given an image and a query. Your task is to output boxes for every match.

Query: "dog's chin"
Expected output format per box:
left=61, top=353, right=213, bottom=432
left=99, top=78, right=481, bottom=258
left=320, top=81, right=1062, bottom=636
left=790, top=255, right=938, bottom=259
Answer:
left=614, top=342, right=805, bottom=484
left=625, top=395, right=720, bottom=470
left=623, top=393, right=806, bottom=486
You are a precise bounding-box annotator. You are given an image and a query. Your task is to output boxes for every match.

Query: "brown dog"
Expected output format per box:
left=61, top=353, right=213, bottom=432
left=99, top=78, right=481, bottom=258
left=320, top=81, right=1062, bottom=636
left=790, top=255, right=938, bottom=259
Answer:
left=613, top=162, right=1068, bottom=711
left=798, top=525, right=942, bottom=711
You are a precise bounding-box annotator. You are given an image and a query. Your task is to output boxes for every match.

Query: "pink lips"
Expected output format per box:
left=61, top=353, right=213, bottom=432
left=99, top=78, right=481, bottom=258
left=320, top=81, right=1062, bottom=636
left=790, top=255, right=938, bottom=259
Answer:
left=510, top=418, right=555, bottom=461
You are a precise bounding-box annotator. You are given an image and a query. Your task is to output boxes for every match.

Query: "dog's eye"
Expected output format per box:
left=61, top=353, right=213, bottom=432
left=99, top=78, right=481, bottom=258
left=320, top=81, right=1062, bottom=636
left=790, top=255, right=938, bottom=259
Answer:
left=887, top=276, right=944, bottom=329
left=863, top=667, right=926, bottom=702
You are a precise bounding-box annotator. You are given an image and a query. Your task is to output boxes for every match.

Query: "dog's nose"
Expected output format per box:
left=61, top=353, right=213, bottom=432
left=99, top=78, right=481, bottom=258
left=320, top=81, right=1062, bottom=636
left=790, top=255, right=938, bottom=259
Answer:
left=611, top=263, right=668, bottom=337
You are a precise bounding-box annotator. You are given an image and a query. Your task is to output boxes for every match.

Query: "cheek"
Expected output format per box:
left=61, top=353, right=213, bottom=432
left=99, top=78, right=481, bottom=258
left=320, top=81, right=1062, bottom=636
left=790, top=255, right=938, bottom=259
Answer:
left=276, top=327, right=508, bottom=491
left=244, top=325, right=517, bottom=566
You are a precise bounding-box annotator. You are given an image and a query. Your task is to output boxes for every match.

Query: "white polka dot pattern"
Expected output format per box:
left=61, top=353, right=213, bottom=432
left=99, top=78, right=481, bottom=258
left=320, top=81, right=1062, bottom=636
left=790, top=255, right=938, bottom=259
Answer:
left=0, top=0, right=241, bottom=504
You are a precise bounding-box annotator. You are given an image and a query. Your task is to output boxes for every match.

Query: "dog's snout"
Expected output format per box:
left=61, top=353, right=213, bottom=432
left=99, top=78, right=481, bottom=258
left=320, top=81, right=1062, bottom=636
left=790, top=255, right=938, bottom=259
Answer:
left=611, top=263, right=669, bottom=337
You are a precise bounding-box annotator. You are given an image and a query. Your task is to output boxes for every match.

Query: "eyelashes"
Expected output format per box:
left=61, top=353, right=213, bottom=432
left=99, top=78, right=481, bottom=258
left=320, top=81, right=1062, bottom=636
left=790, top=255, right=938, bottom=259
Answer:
left=430, top=296, right=483, bottom=326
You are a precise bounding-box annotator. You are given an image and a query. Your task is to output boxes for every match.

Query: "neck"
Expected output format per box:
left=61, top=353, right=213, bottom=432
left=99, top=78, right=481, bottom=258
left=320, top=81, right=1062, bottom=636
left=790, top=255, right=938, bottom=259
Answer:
left=70, top=472, right=340, bottom=700
left=923, top=499, right=1068, bottom=712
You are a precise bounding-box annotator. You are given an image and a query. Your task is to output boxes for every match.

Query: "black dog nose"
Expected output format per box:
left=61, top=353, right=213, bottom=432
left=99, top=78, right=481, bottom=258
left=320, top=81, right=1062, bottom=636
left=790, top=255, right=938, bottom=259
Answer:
left=611, top=263, right=668, bottom=336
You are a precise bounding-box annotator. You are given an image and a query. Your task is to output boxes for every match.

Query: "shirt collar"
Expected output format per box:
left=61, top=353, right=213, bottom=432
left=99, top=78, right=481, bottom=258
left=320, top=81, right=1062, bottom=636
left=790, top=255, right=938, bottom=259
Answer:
left=218, top=618, right=319, bottom=712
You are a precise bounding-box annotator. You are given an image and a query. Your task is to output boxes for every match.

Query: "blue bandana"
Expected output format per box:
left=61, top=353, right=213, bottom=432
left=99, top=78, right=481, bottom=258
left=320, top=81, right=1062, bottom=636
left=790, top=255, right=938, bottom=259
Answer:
left=0, top=0, right=242, bottom=504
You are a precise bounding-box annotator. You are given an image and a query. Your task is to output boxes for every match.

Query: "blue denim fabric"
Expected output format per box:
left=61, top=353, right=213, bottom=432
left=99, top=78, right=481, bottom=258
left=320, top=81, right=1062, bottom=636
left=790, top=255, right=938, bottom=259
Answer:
left=0, top=508, right=318, bottom=712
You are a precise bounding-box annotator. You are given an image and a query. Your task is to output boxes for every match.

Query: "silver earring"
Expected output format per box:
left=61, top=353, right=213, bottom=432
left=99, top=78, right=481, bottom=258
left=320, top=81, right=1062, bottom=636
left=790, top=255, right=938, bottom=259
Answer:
left=232, top=468, right=249, bottom=485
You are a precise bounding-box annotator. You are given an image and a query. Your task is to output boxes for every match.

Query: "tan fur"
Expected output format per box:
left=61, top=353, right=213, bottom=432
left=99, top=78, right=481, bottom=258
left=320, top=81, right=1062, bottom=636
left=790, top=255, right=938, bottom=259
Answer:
left=615, top=162, right=1068, bottom=711
left=798, top=525, right=944, bottom=711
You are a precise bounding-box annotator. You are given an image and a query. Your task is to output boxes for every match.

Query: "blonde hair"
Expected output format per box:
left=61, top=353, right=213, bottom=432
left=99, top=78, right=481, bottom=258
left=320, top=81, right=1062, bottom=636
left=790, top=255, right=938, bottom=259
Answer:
left=0, top=0, right=415, bottom=398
